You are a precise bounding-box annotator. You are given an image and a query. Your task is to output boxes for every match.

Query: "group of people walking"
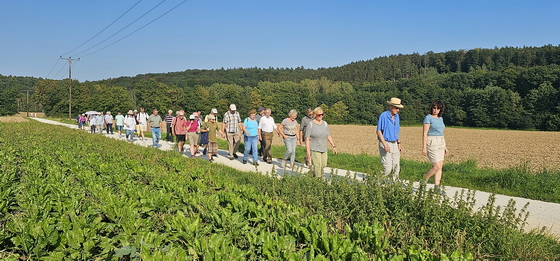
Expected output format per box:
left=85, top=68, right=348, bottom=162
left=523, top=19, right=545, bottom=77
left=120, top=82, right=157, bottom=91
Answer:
left=77, top=97, right=449, bottom=185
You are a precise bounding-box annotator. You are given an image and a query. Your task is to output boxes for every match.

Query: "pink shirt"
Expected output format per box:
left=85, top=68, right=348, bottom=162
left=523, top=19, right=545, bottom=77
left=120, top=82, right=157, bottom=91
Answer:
left=187, top=120, right=199, bottom=132
left=172, top=116, right=188, bottom=135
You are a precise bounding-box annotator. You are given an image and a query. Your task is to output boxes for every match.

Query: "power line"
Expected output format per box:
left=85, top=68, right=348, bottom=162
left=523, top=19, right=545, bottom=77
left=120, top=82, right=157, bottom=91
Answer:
left=53, top=60, right=68, bottom=80
left=80, top=0, right=188, bottom=58
left=46, top=58, right=61, bottom=79
left=71, top=0, right=167, bottom=57
left=61, top=0, right=143, bottom=57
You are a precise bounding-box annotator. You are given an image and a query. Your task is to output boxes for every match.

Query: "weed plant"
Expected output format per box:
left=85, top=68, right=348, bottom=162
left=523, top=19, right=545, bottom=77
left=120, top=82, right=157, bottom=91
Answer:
left=231, top=140, right=560, bottom=203
left=229, top=169, right=560, bottom=260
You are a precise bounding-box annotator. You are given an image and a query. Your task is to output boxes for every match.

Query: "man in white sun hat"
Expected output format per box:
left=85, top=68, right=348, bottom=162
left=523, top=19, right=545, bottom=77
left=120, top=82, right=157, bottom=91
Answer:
left=376, top=97, right=405, bottom=181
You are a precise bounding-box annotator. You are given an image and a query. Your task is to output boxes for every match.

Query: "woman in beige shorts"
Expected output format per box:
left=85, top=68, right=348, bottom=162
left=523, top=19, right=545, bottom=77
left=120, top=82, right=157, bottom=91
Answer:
left=422, top=100, right=449, bottom=186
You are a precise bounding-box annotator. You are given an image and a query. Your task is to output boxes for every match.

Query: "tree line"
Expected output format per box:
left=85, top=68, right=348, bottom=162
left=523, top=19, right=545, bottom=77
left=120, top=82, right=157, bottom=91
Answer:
left=2, top=44, right=560, bottom=130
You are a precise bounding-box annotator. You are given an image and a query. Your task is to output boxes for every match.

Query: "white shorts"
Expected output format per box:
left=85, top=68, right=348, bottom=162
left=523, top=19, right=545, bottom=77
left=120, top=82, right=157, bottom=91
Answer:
left=427, top=136, right=446, bottom=163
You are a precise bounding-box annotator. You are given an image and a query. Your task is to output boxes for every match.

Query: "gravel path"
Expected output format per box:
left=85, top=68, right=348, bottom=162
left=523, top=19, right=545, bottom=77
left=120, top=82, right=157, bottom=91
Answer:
left=31, top=118, right=560, bottom=237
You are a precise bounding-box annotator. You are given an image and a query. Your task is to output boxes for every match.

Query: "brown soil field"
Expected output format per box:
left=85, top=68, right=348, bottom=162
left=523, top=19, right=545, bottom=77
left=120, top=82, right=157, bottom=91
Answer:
left=267, top=125, right=560, bottom=171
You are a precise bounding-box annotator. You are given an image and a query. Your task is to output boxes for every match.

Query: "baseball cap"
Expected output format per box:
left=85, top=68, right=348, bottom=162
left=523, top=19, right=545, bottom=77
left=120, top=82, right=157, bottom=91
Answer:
left=189, top=114, right=195, bottom=119
left=211, top=108, right=218, bottom=114
left=229, top=104, right=237, bottom=111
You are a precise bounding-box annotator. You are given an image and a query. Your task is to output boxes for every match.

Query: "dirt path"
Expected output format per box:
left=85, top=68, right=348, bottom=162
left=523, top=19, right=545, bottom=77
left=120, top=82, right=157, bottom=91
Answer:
left=27, top=118, right=560, bottom=237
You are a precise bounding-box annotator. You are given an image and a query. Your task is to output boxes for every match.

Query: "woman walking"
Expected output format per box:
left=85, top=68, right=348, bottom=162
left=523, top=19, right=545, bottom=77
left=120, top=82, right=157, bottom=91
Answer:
left=305, top=107, right=338, bottom=178
left=186, top=114, right=200, bottom=158
left=242, top=109, right=260, bottom=166
left=278, top=109, right=301, bottom=169
left=422, top=100, right=449, bottom=189
left=124, top=110, right=137, bottom=142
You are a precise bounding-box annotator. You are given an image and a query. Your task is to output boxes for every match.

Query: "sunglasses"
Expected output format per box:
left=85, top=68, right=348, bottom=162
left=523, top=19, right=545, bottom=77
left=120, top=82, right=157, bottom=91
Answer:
left=432, top=107, right=441, bottom=110
left=316, top=113, right=324, bottom=117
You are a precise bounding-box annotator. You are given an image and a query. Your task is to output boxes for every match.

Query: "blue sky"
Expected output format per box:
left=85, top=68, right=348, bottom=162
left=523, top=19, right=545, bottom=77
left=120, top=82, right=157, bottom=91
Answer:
left=1, top=0, right=560, bottom=81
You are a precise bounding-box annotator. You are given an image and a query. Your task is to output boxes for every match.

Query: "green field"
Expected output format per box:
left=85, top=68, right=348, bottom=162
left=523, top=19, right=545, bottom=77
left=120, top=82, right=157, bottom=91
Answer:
left=2, top=122, right=558, bottom=260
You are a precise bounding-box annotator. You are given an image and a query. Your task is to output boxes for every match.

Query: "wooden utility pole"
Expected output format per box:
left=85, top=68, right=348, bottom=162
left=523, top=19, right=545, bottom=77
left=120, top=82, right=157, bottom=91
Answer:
left=60, top=56, right=80, bottom=119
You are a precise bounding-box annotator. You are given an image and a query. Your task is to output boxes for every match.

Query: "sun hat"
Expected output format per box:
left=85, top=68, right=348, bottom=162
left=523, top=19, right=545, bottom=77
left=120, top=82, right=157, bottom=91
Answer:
left=211, top=108, right=218, bottom=114
left=127, top=110, right=133, bottom=115
left=168, top=109, right=173, bottom=113
left=229, top=104, right=237, bottom=111
left=189, top=114, right=195, bottom=120
left=133, top=109, right=138, bottom=113
left=387, top=98, right=404, bottom=109
left=207, top=115, right=215, bottom=120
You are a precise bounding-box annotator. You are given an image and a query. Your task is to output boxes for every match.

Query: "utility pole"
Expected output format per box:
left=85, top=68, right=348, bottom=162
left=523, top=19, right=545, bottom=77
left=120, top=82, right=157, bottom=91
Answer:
left=60, top=56, right=80, bottom=119
left=23, top=90, right=31, bottom=117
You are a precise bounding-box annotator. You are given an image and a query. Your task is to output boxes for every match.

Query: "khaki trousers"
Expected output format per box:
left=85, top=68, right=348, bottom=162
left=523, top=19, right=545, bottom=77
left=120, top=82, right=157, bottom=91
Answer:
left=311, top=151, right=328, bottom=178
left=226, top=131, right=241, bottom=157
left=262, top=132, right=274, bottom=162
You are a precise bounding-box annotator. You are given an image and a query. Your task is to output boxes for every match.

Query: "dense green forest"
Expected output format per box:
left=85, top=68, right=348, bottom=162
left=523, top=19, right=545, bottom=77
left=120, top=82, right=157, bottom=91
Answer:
left=2, top=44, right=560, bottom=130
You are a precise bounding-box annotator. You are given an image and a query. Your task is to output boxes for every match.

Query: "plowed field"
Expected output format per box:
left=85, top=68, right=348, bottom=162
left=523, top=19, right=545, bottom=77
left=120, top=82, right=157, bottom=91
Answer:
left=269, top=125, right=560, bottom=171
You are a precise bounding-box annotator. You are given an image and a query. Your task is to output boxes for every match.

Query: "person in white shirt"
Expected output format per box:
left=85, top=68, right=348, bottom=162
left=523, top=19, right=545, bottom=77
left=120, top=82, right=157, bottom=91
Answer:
left=136, top=108, right=149, bottom=141
left=258, top=108, right=280, bottom=164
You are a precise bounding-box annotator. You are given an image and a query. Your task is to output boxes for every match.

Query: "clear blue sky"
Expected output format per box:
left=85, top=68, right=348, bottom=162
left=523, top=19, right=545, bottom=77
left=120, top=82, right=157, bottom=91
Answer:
left=1, top=0, right=560, bottom=81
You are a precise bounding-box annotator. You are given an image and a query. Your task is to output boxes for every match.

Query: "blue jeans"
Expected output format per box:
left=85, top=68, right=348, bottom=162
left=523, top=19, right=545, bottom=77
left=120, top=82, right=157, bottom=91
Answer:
left=151, top=128, right=161, bottom=146
left=243, top=135, right=259, bottom=162
left=283, top=136, right=297, bottom=163
left=126, top=129, right=134, bottom=140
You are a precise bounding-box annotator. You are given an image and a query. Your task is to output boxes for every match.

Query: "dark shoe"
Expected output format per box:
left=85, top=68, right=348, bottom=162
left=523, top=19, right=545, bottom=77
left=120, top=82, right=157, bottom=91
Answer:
left=203, top=147, right=207, bottom=155
left=267, top=160, right=272, bottom=164
left=243, top=160, right=247, bottom=164
left=253, top=162, right=259, bottom=166
left=229, top=156, right=234, bottom=160
left=213, top=154, right=217, bottom=157
left=233, top=154, right=238, bottom=159
left=209, top=159, right=214, bottom=162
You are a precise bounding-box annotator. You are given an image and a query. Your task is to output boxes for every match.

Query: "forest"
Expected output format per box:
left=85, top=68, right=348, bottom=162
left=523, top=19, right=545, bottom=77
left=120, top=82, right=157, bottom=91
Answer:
left=2, top=44, right=560, bottom=130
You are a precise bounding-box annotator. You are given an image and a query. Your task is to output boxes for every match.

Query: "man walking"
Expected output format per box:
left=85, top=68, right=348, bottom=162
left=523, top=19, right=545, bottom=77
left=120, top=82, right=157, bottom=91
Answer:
left=96, top=112, right=105, bottom=134
left=164, top=110, right=174, bottom=143
left=258, top=108, right=278, bottom=164
left=222, top=104, right=242, bottom=160
left=104, top=111, right=114, bottom=135
left=255, top=107, right=265, bottom=156
left=376, top=97, right=404, bottom=181
left=172, top=110, right=188, bottom=153
left=148, top=109, right=163, bottom=147
left=300, top=107, right=314, bottom=166
left=115, top=111, right=125, bottom=137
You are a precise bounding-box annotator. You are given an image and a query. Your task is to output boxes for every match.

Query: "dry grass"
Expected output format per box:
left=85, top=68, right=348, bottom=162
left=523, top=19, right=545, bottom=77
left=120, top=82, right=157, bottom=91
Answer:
left=0, top=116, right=29, bottom=123
left=267, top=124, right=560, bottom=171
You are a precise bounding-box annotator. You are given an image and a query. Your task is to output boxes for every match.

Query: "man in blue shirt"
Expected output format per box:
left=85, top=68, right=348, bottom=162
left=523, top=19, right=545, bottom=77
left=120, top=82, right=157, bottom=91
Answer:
left=376, top=98, right=404, bottom=180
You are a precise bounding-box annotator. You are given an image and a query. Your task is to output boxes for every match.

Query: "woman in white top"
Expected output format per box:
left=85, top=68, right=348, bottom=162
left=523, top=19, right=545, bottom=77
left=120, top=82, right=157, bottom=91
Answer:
left=124, top=110, right=137, bottom=142
left=278, top=109, right=302, bottom=169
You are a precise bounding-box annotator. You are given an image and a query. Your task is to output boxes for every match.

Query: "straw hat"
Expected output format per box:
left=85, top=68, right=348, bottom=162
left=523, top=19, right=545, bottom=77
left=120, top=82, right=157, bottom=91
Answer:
left=387, top=98, right=404, bottom=109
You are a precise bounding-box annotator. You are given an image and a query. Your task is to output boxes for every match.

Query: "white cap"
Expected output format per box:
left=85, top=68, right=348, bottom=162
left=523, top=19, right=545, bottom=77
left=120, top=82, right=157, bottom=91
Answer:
left=211, top=108, right=218, bottom=114
left=189, top=114, right=195, bottom=119
left=229, top=104, right=237, bottom=111
left=168, top=109, right=173, bottom=113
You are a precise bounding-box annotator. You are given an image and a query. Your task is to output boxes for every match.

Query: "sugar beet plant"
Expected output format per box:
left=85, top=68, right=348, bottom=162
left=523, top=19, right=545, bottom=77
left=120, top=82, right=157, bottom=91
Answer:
left=0, top=122, right=474, bottom=260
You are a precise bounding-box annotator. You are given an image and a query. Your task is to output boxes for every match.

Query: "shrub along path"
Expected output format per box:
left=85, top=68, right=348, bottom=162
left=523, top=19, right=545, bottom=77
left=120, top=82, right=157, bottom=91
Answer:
left=32, top=117, right=560, bottom=237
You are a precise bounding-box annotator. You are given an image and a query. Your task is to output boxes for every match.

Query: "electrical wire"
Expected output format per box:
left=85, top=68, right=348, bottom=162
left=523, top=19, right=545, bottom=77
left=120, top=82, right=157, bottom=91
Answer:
left=71, top=0, right=167, bottom=57
left=46, top=58, right=61, bottom=79
left=61, top=0, right=143, bottom=57
left=80, top=0, right=188, bottom=58
left=53, top=61, right=68, bottom=80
